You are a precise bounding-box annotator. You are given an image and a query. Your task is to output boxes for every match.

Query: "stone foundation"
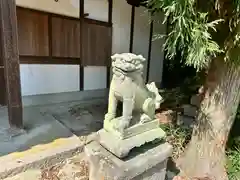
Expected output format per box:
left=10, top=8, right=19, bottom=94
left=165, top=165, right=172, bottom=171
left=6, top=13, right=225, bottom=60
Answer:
left=98, top=128, right=166, bottom=158
left=84, top=141, right=172, bottom=180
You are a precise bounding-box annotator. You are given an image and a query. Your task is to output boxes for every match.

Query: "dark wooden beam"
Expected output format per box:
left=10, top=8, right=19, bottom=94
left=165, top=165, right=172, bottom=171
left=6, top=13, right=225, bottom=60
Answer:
left=146, top=20, right=153, bottom=83
left=17, top=6, right=89, bottom=20
left=107, top=0, right=113, bottom=88
left=0, top=67, right=6, bottom=106
left=48, top=14, right=53, bottom=57
left=129, top=6, right=135, bottom=53
left=19, top=56, right=80, bottom=65
left=79, top=0, right=84, bottom=91
left=0, top=29, right=6, bottom=106
left=108, top=0, right=113, bottom=23
left=0, top=0, right=23, bottom=128
left=126, top=0, right=145, bottom=7
left=84, top=18, right=112, bottom=27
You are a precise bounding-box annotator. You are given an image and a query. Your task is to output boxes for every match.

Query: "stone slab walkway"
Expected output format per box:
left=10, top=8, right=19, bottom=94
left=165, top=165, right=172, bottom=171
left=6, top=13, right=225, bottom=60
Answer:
left=0, top=99, right=107, bottom=179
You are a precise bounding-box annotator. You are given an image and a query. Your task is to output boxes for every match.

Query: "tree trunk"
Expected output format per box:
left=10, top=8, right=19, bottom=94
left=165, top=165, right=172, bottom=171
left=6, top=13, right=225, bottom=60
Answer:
left=177, top=57, right=240, bottom=180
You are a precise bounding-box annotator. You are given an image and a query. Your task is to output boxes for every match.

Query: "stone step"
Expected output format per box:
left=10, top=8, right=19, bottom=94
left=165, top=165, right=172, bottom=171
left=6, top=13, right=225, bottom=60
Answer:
left=85, top=141, right=172, bottom=180
left=190, top=94, right=202, bottom=107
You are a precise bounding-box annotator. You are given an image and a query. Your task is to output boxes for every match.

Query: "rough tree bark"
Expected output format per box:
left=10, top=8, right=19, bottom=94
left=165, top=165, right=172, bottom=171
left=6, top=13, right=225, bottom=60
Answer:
left=177, top=57, right=240, bottom=180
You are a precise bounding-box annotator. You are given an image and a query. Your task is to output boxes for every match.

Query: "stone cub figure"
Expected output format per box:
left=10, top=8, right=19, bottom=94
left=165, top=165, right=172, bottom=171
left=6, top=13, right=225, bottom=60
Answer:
left=104, top=53, right=163, bottom=133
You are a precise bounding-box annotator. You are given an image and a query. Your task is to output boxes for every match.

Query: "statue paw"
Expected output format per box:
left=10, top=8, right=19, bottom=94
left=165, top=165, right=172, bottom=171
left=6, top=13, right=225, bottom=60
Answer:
left=104, top=113, right=115, bottom=122
left=113, top=120, right=130, bottom=133
left=140, top=114, right=152, bottom=124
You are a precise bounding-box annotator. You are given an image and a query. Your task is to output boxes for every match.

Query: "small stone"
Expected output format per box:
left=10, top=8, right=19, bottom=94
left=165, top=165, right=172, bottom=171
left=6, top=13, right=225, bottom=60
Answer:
left=156, top=110, right=176, bottom=124
left=173, top=176, right=186, bottom=180
left=182, top=104, right=198, bottom=117
left=190, top=95, right=202, bottom=107
left=177, top=114, right=195, bottom=127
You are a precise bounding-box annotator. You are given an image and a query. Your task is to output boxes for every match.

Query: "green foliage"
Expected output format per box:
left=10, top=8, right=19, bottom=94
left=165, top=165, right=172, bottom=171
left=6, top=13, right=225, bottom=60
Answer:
left=227, top=147, right=240, bottom=180
left=147, top=0, right=240, bottom=70
left=226, top=106, right=240, bottom=180
left=160, top=124, right=192, bottom=159
left=147, top=0, right=223, bottom=71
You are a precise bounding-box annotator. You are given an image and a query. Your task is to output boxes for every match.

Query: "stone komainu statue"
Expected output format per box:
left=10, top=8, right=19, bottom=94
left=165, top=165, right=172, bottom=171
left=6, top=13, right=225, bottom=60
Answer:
left=104, top=53, right=163, bottom=133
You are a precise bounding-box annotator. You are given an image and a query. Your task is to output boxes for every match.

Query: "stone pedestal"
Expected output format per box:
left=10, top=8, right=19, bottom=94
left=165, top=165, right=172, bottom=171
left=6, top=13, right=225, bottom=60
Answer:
left=98, top=128, right=166, bottom=158
left=84, top=53, right=172, bottom=180
left=85, top=141, right=172, bottom=180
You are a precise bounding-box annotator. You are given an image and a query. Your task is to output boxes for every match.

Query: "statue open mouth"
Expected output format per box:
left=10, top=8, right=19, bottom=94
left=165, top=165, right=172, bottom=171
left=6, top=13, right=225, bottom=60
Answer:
left=113, top=66, right=138, bottom=74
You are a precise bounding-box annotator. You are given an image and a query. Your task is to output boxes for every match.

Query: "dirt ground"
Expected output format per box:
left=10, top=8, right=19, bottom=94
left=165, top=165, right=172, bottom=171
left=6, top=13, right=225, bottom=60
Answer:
left=4, top=153, right=89, bottom=180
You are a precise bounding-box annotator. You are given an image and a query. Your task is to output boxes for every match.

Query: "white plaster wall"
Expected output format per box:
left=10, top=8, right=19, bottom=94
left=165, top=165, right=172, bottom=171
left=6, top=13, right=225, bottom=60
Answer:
left=20, top=65, right=79, bottom=96
left=132, top=6, right=150, bottom=81
left=83, top=0, right=108, bottom=90
left=84, top=67, right=107, bottom=90
left=84, top=0, right=132, bottom=82
left=112, top=0, right=131, bottom=54
left=149, top=13, right=165, bottom=85
left=132, top=7, right=165, bottom=85
left=85, top=0, right=108, bottom=22
left=16, top=0, right=165, bottom=96
left=16, top=0, right=109, bottom=95
left=16, top=0, right=79, bottom=18
left=108, top=0, right=132, bottom=79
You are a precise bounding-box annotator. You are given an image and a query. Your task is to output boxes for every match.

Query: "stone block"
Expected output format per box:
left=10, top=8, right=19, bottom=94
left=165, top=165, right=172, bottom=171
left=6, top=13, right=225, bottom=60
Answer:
left=177, top=114, right=195, bottom=127
left=156, top=110, right=177, bottom=124
left=97, top=128, right=166, bottom=158
left=84, top=141, right=172, bottom=180
left=182, top=104, right=198, bottom=117
left=190, top=94, right=201, bottom=107
left=104, top=118, right=162, bottom=140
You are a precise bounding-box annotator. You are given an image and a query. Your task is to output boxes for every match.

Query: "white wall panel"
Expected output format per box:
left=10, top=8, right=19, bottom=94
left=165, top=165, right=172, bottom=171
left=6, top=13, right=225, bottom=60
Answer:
left=85, top=0, right=108, bottom=22
left=149, top=13, right=166, bottom=85
left=16, top=0, right=79, bottom=18
left=112, top=0, right=131, bottom=54
left=20, top=65, right=79, bottom=96
left=84, top=66, right=107, bottom=90
left=132, top=6, right=150, bottom=81
left=17, top=0, right=166, bottom=95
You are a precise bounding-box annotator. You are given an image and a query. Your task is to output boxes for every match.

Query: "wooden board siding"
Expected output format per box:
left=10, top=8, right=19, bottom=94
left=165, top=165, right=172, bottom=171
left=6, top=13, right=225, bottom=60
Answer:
left=82, top=20, right=112, bottom=66
left=15, top=7, right=112, bottom=66
left=51, top=17, right=80, bottom=58
left=17, top=8, right=49, bottom=56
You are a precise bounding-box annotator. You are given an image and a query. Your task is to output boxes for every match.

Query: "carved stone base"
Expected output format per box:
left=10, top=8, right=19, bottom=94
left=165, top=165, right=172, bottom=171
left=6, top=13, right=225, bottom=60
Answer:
left=97, top=127, right=166, bottom=158
left=104, top=117, right=163, bottom=140
left=84, top=141, right=172, bottom=180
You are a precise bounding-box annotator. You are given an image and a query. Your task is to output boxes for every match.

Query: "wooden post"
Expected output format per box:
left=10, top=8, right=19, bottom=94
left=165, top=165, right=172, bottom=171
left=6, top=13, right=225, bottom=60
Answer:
left=106, top=0, right=113, bottom=88
left=146, top=20, right=153, bottom=83
left=129, top=6, right=135, bottom=53
left=0, top=0, right=23, bottom=128
left=79, top=0, right=84, bottom=91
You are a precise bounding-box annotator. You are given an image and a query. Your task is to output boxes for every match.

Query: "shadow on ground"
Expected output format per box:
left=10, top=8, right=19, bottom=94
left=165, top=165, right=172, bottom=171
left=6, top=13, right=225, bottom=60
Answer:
left=47, top=99, right=107, bottom=136
left=0, top=98, right=107, bottom=157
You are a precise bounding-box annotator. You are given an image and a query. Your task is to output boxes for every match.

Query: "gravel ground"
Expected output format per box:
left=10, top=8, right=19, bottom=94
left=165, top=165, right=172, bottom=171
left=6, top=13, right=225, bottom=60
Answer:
left=4, top=153, right=177, bottom=180
left=4, top=153, right=89, bottom=180
left=40, top=153, right=89, bottom=180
